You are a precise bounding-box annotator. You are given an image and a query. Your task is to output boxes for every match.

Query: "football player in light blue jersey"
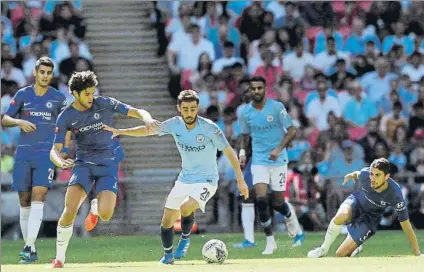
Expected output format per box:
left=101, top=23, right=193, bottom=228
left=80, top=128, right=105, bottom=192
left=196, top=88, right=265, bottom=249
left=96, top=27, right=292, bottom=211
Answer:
left=104, top=90, right=249, bottom=264
left=238, top=76, right=305, bottom=254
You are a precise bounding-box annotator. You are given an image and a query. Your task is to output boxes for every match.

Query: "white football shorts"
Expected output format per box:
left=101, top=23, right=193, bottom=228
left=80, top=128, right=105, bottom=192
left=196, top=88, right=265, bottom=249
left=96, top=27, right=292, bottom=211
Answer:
left=251, top=164, right=288, bottom=192
left=165, top=180, right=217, bottom=213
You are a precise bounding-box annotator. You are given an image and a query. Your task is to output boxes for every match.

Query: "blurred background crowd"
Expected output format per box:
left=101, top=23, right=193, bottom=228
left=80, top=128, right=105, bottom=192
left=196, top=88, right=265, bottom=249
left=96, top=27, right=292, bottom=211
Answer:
left=153, top=1, right=424, bottom=232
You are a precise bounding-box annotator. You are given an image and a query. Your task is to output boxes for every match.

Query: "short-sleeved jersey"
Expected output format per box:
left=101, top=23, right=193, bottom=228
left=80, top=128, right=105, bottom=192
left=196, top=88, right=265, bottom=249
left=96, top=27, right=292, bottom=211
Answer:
left=54, top=96, right=130, bottom=166
left=239, top=99, right=293, bottom=166
left=158, top=116, right=230, bottom=186
left=354, top=167, right=409, bottom=231
left=5, top=86, right=67, bottom=158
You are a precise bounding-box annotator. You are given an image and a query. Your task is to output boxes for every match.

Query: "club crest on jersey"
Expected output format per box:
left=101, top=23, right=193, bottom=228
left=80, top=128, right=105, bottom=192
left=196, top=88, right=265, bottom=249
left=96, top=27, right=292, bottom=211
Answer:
left=46, top=101, right=53, bottom=108
left=395, top=202, right=405, bottom=210
left=196, top=134, right=205, bottom=143
left=94, top=113, right=100, bottom=120
left=267, top=115, right=274, bottom=122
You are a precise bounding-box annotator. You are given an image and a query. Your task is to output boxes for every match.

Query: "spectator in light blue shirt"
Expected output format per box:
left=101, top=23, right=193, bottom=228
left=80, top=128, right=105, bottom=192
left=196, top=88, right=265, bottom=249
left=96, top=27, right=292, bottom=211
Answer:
left=382, top=21, right=414, bottom=56
left=343, top=80, right=379, bottom=127
left=324, top=140, right=366, bottom=187
left=343, top=17, right=381, bottom=55
left=361, top=57, right=398, bottom=103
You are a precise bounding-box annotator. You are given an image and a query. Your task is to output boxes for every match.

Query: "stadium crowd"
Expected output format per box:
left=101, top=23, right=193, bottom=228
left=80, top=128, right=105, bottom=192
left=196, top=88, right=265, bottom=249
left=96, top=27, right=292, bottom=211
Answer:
left=154, top=1, right=424, bottom=231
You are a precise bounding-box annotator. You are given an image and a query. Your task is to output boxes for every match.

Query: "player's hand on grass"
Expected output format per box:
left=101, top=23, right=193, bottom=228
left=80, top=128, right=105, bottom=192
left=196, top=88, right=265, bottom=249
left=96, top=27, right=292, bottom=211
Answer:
left=103, top=124, right=120, bottom=138
left=269, top=148, right=280, bottom=161
left=17, top=119, right=36, bottom=132
left=237, top=178, right=249, bottom=200
left=61, top=158, right=75, bottom=169
left=144, top=118, right=161, bottom=134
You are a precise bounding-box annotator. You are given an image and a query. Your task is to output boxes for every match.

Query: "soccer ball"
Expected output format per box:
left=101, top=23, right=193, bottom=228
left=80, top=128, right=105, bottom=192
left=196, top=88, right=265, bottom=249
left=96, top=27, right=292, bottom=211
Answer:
left=202, top=239, right=228, bottom=264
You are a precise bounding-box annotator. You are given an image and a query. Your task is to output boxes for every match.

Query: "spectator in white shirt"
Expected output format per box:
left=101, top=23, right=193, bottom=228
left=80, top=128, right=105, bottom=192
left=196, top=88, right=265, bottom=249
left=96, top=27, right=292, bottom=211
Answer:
left=314, top=36, right=350, bottom=73
left=167, top=24, right=215, bottom=73
left=1, top=59, right=26, bottom=88
left=212, top=41, right=244, bottom=74
left=306, top=79, right=341, bottom=130
left=401, top=51, right=424, bottom=84
left=283, top=41, right=314, bottom=81
left=248, top=42, right=281, bottom=75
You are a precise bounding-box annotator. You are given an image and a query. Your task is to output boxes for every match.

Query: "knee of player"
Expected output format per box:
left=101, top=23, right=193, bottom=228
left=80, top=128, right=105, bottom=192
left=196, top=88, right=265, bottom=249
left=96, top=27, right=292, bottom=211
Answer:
left=98, top=210, right=114, bottom=221
left=180, top=204, right=194, bottom=217
left=335, top=248, right=350, bottom=257
left=333, top=213, right=350, bottom=225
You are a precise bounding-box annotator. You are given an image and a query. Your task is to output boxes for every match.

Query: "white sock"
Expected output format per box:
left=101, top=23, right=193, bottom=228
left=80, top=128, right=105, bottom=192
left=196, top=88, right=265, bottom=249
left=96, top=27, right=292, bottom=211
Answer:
left=90, top=198, right=98, bottom=216
left=241, top=203, right=255, bottom=243
left=266, top=235, right=276, bottom=245
left=321, top=220, right=342, bottom=252
left=286, top=202, right=303, bottom=235
left=56, top=224, right=74, bottom=263
left=25, top=201, right=44, bottom=252
left=20, top=206, right=31, bottom=244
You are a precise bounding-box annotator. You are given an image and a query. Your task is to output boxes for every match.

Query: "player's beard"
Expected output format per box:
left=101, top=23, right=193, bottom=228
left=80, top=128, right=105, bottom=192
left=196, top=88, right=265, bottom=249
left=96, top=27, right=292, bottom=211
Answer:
left=183, top=115, right=197, bottom=125
left=252, top=93, right=265, bottom=104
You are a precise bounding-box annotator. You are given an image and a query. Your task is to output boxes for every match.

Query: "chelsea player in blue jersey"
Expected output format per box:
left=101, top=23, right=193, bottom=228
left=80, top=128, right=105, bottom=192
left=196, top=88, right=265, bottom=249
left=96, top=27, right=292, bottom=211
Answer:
left=2, top=57, right=69, bottom=264
left=49, top=71, right=160, bottom=268
left=238, top=76, right=305, bottom=254
left=103, top=90, right=249, bottom=264
left=308, top=158, right=422, bottom=258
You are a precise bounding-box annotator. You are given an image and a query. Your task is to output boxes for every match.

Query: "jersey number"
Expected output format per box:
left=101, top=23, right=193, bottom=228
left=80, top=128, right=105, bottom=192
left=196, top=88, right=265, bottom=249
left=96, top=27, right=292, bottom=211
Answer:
left=279, top=173, right=286, bottom=185
left=48, top=168, right=54, bottom=182
left=200, top=188, right=210, bottom=201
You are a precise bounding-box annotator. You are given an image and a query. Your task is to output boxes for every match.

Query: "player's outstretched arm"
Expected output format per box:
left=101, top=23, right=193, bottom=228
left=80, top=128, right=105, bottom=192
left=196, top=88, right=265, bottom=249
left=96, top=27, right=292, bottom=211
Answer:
left=400, top=220, right=422, bottom=256
left=127, top=108, right=161, bottom=133
left=1, top=114, right=36, bottom=132
left=223, top=146, right=249, bottom=200
left=103, top=124, right=158, bottom=138
left=50, top=143, right=75, bottom=169
left=343, top=171, right=361, bottom=185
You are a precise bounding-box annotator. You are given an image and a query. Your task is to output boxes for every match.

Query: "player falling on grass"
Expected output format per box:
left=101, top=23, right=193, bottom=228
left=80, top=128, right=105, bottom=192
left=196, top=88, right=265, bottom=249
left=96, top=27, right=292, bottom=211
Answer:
left=308, top=158, right=423, bottom=258
left=238, top=76, right=305, bottom=254
left=104, top=89, right=249, bottom=264
left=1, top=57, right=69, bottom=264
left=49, top=71, right=160, bottom=268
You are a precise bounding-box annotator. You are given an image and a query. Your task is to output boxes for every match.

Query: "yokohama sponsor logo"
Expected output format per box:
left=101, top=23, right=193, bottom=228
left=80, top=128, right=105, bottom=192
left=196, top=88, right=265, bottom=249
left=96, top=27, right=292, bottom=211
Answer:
left=79, top=122, right=103, bottom=133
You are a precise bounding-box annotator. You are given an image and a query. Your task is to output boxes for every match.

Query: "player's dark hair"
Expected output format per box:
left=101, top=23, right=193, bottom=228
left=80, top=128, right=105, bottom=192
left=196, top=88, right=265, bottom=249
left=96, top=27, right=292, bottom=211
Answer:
left=370, top=158, right=391, bottom=175
left=250, top=76, right=266, bottom=85
left=35, top=56, right=54, bottom=71
left=68, top=70, right=98, bottom=94
left=177, top=89, right=199, bottom=105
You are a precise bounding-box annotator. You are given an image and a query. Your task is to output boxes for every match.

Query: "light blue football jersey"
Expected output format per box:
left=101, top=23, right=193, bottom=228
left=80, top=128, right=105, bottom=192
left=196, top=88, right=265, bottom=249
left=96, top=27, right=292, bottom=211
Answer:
left=158, top=116, right=230, bottom=186
left=239, top=99, right=294, bottom=166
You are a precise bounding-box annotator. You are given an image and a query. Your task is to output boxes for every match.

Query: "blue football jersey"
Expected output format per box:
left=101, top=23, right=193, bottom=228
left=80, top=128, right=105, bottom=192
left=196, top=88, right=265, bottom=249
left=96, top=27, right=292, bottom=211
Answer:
left=239, top=99, right=294, bottom=166
left=158, top=116, right=230, bottom=186
left=354, top=167, right=409, bottom=231
left=5, top=86, right=67, bottom=158
left=54, top=96, right=130, bottom=166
